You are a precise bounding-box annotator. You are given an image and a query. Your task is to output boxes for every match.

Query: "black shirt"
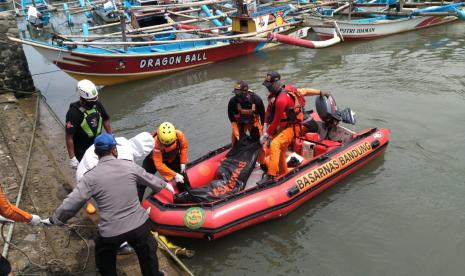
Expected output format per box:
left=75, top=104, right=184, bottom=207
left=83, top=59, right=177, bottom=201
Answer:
left=65, top=101, right=110, bottom=160
left=227, top=92, right=265, bottom=124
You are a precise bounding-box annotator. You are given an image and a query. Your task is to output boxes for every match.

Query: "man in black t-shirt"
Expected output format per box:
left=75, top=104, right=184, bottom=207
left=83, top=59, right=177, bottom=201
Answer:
left=227, top=80, right=265, bottom=144
left=65, top=79, right=112, bottom=169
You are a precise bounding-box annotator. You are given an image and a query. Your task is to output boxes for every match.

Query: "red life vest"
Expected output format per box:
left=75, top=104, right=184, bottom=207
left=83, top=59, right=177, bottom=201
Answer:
left=282, top=84, right=305, bottom=123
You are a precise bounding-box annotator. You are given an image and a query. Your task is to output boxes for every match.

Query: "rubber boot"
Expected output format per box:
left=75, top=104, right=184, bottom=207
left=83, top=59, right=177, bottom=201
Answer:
left=257, top=174, right=275, bottom=188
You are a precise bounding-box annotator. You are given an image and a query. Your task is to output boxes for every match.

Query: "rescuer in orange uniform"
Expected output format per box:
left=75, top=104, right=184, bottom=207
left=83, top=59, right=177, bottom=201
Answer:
left=260, top=71, right=330, bottom=181
left=139, top=122, right=189, bottom=200
left=0, top=187, right=42, bottom=275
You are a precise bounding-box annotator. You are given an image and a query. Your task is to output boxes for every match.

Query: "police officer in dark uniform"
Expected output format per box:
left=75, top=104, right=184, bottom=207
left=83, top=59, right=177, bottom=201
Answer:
left=65, top=79, right=112, bottom=169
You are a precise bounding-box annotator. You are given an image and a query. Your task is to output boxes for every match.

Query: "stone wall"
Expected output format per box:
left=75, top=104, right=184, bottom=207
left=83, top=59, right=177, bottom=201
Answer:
left=0, top=12, right=36, bottom=94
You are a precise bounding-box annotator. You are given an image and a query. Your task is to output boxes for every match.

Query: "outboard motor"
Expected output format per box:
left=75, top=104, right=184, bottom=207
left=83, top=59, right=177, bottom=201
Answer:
left=315, top=95, right=356, bottom=125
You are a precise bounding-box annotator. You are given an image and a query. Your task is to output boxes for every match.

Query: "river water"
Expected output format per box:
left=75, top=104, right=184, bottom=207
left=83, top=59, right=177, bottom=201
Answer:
left=22, top=20, right=465, bottom=275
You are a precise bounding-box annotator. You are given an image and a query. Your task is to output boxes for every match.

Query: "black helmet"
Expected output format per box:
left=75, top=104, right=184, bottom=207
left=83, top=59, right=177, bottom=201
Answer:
left=232, top=80, right=249, bottom=94
left=262, top=71, right=281, bottom=88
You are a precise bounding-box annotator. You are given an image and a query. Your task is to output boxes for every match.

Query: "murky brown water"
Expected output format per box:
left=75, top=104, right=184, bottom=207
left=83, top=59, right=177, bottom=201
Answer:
left=23, top=18, right=465, bottom=275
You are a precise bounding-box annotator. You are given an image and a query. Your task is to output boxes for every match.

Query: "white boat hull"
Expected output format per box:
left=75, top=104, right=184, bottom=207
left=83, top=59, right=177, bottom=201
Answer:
left=309, top=15, right=457, bottom=41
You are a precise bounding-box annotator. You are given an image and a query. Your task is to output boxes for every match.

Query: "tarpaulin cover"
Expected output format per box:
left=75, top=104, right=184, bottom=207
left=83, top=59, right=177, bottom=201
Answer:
left=178, top=136, right=261, bottom=203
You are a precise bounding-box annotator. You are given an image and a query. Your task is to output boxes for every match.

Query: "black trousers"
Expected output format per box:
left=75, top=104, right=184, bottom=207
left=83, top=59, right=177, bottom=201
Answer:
left=94, top=220, right=163, bottom=276
left=139, top=152, right=181, bottom=201
left=0, top=255, right=11, bottom=276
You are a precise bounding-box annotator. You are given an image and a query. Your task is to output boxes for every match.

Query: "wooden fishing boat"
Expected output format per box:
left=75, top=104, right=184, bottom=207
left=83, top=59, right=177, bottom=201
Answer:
left=306, top=2, right=465, bottom=41
left=10, top=3, right=334, bottom=85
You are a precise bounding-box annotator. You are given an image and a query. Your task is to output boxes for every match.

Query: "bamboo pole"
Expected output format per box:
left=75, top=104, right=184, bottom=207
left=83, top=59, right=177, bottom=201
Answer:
left=172, top=7, right=201, bottom=14
left=55, top=4, right=101, bottom=12
left=404, top=1, right=453, bottom=6
left=87, top=21, right=121, bottom=30
left=12, top=0, right=17, bottom=13
left=331, top=2, right=350, bottom=15
left=167, top=10, right=206, bottom=19
left=119, top=11, right=127, bottom=51
left=167, top=8, right=233, bottom=22
left=106, top=14, right=227, bottom=35
left=64, top=25, right=231, bottom=39
left=69, top=7, right=92, bottom=15
left=350, top=10, right=458, bottom=16
left=62, top=21, right=301, bottom=46
left=129, top=0, right=230, bottom=11
left=348, top=0, right=352, bottom=20
left=138, top=7, right=203, bottom=14
left=47, top=0, right=105, bottom=7
left=85, top=12, right=225, bottom=33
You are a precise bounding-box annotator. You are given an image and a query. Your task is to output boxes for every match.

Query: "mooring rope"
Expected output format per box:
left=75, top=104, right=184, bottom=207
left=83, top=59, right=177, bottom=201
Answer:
left=0, top=90, right=91, bottom=274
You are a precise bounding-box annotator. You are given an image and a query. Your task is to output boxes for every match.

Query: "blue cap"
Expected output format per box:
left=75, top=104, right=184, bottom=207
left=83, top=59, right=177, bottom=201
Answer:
left=94, top=133, right=117, bottom=151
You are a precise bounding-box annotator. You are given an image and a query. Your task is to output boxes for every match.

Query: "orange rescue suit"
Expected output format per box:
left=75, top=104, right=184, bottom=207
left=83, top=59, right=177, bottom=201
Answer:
left=152, top=130, right=188, bottom=181
left=0, top=187, right=32, bottom=222
left=266, top=84, right=308, bottom=177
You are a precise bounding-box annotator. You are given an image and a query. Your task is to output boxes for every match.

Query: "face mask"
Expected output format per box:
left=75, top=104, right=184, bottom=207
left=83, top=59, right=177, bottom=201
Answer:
left=83, top=101, right=96, bottom=109
left=238, top=91, right=250, bottom=100
left=268, top=82, right=282, bottom=96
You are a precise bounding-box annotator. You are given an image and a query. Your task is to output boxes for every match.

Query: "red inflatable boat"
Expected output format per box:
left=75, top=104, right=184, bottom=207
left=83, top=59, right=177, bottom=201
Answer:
left=142, top=121, right=390, bottom=239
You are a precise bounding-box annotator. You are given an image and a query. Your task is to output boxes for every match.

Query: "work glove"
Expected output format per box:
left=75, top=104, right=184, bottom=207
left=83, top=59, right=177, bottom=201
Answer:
left=320, top=90, right=331, bottom=98
left=28, top=214, right=42, bottom=226
left=260, top=133, right=269, bottom=145
left=174, top=173, right=184, bottom=184
left=69, top=156, right=79, bottom=169
left=180, top=164, right=186, bottom=174
left=165, top=183, right=175, bottom=193
left=41, top=218, right=54, bottom=226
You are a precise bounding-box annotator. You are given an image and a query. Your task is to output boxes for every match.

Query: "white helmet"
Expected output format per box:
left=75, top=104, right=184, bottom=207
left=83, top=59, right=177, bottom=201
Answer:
left=77, top=79, right=98, bottom=101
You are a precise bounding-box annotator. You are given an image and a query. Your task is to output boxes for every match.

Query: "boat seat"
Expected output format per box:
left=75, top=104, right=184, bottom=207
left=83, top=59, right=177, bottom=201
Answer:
left=296, top=133, right=341, bottom=158
left=314, top=140, right=340, bottom=157
left=293, top=133, right=321, bottom=156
